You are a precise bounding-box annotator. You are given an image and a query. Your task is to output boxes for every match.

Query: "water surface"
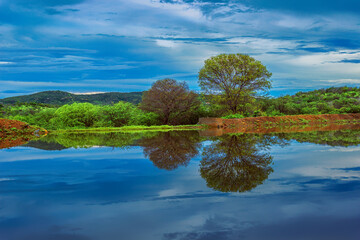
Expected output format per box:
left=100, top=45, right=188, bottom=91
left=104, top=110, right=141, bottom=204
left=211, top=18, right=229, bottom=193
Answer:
left=0, top=130, right=360, bottom=240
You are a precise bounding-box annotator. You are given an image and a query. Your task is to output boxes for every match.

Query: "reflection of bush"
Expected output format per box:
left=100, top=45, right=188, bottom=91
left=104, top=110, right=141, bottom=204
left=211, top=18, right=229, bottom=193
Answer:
left=200, top=134, right=274, bottom=193
left=138, top=131, right=201, bottom=170
left=273, top=130, right=360, bottom=147
left=40, top=132, right=157, bottom=149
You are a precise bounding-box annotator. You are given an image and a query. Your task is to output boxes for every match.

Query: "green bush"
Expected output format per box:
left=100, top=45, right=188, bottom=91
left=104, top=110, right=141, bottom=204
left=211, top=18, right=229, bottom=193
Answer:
left=50, top=103, right=100, bottom=129
left=222, top=113, right=245, bottom=119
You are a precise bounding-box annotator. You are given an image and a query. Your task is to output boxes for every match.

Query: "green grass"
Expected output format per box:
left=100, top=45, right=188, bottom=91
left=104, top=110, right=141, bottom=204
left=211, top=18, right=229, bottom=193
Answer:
left=52, top=124, right=205, bottom=133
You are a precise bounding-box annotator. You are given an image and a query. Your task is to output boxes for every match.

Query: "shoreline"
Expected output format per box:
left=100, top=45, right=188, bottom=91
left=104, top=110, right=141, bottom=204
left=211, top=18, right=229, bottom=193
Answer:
left=2, top=113, right=360, bottom=136
left=199, top=113, right=360, bottom=130
left=0, top=118, right=48, bottom=149
left=50, top=124, right=204, bottom=133
left=0, top=118, right=47, bottom=138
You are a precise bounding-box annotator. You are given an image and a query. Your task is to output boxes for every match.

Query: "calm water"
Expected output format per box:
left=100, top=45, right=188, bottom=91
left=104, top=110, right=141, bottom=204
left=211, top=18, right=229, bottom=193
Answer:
left=0, top=130, right=360, bottom=240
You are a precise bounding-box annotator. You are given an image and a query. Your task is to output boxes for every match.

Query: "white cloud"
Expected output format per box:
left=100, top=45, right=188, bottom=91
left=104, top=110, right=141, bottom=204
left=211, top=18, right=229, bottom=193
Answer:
left=287, top=50, right=360, bottom=66
left=155, top=39, right=178, bottom=48
left=71, top=92, right=106, bottom=95
left=320, top=79, right=360, bottom=84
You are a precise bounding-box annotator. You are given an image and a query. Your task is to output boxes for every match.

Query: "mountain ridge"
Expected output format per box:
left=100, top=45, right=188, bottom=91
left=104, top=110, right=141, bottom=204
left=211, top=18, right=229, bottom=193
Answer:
left=0, top=90, right=143, bottom=105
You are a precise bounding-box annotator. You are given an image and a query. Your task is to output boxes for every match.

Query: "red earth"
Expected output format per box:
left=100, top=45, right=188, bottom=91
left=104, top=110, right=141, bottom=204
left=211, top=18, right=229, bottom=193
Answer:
left=0, top=118, right=47, bottom=149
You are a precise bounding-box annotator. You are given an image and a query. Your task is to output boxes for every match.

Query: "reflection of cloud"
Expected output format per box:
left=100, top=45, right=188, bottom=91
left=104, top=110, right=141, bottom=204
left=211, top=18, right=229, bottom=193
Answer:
left=320, top=147, right=360, bottom=152
left=1, top=133, right=360, bottom=239
left=163, top=214, right=360, bottom=240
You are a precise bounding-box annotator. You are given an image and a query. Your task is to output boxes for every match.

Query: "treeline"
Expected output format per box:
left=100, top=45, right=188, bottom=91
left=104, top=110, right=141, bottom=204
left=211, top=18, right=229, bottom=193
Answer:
left=3, top=54, right=360, bottom=130
left=1, top=86, right=360, bottom=130
left=259, top=86, right=360, bottom=116
left=0, top=102, right=160, bottom=130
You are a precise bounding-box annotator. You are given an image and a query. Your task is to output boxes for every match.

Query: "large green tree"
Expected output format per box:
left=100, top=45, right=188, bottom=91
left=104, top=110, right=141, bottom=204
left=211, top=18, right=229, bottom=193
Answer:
left=198, top=53, right=272, bottom=114
left=140, top=78, right=200, bottom=125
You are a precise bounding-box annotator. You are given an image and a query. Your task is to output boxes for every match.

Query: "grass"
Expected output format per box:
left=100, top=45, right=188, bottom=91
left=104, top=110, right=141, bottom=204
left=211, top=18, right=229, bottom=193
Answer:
left=52, top=124, right=205, bottom=133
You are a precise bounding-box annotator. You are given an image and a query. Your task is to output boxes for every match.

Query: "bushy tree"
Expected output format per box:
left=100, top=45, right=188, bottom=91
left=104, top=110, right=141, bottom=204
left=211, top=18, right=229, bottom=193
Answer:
left=140, top=78, right=200, bottom=125
left=101, top=101, right=160, bottom=127
left=51, top=103, right=100, bottom=129
left=102, top=101, right=140, bottom=127
left=199, top=53, right=272, bottom=114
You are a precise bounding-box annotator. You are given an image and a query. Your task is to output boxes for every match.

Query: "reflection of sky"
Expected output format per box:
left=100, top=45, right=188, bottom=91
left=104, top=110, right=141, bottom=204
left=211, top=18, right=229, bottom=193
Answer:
left=0, top=141, right=360, bottom=239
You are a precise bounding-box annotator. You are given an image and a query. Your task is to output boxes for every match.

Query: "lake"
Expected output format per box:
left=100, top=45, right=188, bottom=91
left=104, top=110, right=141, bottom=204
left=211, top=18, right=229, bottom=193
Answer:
left=0, top=129, right=360, bottom=240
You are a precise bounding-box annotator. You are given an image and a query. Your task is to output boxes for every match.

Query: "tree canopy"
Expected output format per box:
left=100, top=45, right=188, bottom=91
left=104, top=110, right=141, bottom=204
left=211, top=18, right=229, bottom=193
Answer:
left=140, top=78, right=200, bottom=125
left=199, top=53, right=272, bottom=114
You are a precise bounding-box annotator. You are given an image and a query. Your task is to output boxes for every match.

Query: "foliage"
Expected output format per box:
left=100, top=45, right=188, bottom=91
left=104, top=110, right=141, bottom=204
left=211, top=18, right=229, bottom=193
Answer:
left=222, top=113, right=245, bottom=119
left=140, top=78, right=200, bottom=125
left=2, top=83, right=360, bottom=130
left=198, top=53, right=272, bottom=114
left=101, top=101, right=158, bottom=127
left=1, top=102, right=161, bottom=130
left=259, top=86, right=360, bottom=116
left=50, top=103, right=101, bottom=128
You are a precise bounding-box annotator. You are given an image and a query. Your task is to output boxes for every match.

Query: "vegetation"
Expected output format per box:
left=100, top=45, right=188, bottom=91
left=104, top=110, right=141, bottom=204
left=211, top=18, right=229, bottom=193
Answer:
left=259, top=86, right=360, bottom=116
left=2, top=53, right=360, bottom=131
left=1, top=102, right=158, bottom=130
left=0, top=118, right=47, bottom=150
left=2, top=86, right=360, bottom=130
left=199, top=53, right=272, bottom=114
left=140, top=78, right=200, bottom=125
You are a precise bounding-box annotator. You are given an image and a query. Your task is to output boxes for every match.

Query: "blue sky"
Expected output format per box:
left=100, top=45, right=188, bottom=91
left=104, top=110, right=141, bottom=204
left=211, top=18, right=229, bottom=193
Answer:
left=0, top=0, right=359, bottom=98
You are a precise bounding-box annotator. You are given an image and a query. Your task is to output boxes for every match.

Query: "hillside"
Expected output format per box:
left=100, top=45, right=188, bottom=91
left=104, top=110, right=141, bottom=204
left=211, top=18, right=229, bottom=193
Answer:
left=260, top=86, right=360, bottom=116
left=0, top=90, right=143, bottom=105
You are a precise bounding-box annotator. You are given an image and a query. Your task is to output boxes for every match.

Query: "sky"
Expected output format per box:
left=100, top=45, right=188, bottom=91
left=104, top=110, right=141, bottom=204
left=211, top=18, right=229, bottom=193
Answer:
left=0, top=0, right=359, bottom=98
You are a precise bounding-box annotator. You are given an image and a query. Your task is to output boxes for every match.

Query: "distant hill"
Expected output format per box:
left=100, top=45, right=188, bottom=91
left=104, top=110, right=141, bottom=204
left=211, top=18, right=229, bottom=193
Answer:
left=0, top=90, right=143, bottom=105
left=260, top=86, right=360, bottom=116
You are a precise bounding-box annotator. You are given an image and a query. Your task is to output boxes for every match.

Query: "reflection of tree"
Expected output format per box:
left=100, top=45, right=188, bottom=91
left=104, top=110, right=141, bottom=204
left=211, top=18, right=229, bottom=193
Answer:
left=40, top=132, right=147, bottom=149
left=139, top=131, right=201, bottom=170
left=200, top=134, right=274, bottom=193
left=274, top=130, right=360, bottom=147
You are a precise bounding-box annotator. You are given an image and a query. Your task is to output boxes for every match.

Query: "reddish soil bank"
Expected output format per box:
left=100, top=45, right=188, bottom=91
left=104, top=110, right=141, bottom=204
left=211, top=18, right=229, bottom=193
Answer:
left=0, top=118, right=32, bottom=130
left=199, top=113, right=360, bottom=135
left=0, top=118, right=47, bottom=149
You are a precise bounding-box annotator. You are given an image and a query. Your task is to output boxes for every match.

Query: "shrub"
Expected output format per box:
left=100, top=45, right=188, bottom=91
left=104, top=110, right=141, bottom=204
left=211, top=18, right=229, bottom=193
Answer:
left=51, top=103, right=100, bottom=129
left=222, top=113, right=245, bottom=119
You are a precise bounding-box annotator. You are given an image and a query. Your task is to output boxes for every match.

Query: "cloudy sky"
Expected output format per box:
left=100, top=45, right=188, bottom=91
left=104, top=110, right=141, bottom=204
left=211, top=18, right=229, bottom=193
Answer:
left=0, top=0, right=359, bottom=98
